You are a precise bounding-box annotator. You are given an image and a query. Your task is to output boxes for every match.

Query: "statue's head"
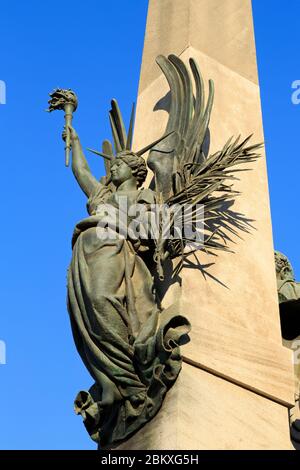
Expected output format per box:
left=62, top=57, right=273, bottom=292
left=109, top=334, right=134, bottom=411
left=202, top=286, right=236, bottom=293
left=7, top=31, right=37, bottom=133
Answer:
left=275, top=251, right=294, bottom=281
left=111, top=151, right=147, bottom=188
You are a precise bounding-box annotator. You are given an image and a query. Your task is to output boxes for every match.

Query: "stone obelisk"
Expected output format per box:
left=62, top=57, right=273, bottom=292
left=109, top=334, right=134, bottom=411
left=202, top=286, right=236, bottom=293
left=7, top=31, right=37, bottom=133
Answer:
left=118, top=0, right=295, bottom=449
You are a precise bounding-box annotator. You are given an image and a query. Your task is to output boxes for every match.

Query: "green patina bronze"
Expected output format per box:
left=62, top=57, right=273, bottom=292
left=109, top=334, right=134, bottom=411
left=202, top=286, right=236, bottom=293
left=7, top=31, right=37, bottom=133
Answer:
left=48, top=55, right=261, bottom=448
left=275, top=251, right=300, bottom=306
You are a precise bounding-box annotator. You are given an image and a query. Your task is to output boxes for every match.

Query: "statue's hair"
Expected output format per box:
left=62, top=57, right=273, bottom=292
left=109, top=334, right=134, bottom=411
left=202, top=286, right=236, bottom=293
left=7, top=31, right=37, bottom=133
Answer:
left=116, top=151, right=147, bottom=187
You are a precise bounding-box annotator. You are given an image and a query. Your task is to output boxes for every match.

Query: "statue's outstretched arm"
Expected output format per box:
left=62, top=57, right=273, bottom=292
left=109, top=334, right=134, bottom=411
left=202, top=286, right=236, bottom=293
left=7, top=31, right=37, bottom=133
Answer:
left=68, top=125, right=100, bottom=197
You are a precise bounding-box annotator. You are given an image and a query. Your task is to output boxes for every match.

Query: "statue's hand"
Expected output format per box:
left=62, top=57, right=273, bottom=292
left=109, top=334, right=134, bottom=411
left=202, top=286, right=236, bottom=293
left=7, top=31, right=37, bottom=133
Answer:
left=62, top=125, right=79, bottom=144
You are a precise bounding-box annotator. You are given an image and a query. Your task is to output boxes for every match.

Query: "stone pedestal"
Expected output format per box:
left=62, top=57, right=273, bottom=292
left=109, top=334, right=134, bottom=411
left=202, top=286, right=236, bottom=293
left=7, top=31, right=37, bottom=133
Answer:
left=119, top=0, right=295, bottom=449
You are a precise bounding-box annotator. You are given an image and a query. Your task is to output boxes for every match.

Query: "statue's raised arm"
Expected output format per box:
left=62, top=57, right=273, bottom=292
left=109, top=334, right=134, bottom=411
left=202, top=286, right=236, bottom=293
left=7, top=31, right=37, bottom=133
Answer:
left=66, top=125, right=100, bottom=197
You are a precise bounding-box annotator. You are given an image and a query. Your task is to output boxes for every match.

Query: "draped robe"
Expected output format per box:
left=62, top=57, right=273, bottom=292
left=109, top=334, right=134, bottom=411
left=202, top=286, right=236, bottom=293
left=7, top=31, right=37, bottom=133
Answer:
left=67, top=184, right=190, bottom=447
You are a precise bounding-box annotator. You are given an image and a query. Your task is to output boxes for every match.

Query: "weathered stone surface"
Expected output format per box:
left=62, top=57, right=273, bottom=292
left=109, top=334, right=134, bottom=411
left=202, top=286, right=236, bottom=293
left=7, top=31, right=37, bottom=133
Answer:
left=139, top=0, right=258, bottom=94
left=117, top=363, right=293, bottom=450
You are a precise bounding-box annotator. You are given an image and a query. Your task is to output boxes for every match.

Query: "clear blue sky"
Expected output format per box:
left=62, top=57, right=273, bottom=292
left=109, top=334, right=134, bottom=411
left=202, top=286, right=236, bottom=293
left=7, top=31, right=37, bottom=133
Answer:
left=0, top=0, right=299, bottom=450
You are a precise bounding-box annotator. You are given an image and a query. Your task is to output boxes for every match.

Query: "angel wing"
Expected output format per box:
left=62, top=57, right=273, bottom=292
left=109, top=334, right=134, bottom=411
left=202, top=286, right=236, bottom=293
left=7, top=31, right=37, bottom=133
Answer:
left=148, top=55, right=262, bottom=277
left=148, top=54, right=215, bottom=201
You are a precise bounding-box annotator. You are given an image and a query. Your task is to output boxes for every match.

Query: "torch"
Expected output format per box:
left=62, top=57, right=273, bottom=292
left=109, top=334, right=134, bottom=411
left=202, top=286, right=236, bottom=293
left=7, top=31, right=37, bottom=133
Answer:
left=47, top=88, right=78, bottom=167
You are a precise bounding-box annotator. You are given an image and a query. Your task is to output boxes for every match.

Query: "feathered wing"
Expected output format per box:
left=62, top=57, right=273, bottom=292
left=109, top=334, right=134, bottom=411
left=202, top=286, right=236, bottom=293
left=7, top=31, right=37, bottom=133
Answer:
left=147, top=54, right=214, bottom=201
left=148, top=55, right=262, bottom=277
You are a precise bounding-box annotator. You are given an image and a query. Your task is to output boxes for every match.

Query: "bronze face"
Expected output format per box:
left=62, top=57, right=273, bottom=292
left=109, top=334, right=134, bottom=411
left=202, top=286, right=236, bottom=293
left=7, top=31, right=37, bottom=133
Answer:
left=110, top=158, right=133, bottom=187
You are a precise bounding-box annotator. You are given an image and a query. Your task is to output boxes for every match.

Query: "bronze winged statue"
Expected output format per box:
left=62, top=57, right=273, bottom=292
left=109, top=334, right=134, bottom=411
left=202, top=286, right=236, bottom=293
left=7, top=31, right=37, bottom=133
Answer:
left=48, top=54, right=261, bottom=448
